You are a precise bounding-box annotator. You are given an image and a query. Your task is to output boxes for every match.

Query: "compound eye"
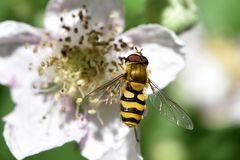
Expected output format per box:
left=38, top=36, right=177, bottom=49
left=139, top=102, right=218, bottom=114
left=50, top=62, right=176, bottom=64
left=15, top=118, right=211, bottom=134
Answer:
left=141, top=56, right=149, bottom=65
left=127, top=54, right=141, bottom=62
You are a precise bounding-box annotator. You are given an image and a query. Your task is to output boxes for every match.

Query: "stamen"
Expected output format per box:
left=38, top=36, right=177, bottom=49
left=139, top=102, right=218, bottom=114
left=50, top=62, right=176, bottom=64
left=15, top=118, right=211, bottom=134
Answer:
left=64, top=36, right=71, bottom=42
left=35, top=5, right=132, bottom=117
left=88, top=109, right=96, bottom=115
left=54, top=93, right=61, bottom=101
left=62, top=25, right=71, bottom=31
left=74, top=28, right=78, bottom=33
left=61, top=106, right=66, bottom=113
left=76, top=98, right=83, bottom=105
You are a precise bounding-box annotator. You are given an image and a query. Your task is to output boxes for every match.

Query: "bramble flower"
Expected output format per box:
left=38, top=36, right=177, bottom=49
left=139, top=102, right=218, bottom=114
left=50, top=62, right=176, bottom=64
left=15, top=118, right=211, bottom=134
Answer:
left=0, top=0, right=185, bottom=160
left=180, top=25, right=240, bottom=127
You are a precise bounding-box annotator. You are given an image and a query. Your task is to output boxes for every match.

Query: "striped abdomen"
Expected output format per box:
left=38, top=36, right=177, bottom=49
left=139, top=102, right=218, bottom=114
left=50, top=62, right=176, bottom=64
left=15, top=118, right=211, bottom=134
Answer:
left=120, top=82, right=146, bottom=127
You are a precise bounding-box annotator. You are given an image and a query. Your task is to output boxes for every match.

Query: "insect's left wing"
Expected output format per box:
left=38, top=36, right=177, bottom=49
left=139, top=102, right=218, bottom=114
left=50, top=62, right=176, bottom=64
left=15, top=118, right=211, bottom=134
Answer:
left=80, top=74, right=125, bottom=113
left=147, top=80, right=194, bottom=130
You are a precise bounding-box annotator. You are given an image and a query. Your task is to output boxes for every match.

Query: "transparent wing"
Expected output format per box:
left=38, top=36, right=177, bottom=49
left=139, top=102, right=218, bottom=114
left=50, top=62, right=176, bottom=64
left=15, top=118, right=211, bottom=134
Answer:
left=80, top=74, right=125, bottom=112
left=147, top=80, right=194, bottom=130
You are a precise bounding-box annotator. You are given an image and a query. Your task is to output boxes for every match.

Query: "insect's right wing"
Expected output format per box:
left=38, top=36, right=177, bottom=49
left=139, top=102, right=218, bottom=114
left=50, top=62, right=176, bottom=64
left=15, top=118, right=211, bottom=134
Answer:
left=147, top=80, right=194, bottom=130
left=80, top=74, right=125, bottom=113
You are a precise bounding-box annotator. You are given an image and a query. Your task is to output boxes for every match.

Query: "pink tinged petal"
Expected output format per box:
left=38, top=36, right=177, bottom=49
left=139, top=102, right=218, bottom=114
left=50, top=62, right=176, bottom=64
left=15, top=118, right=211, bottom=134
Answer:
left=44, top=0, right=124, bottom=36
left=80, top=105, right=138, bottom=160
left=121, top=24, right=185, bottom=90
left=3, top=86, right=87, bottom=160
left=0, top=21, right=43, bottom=57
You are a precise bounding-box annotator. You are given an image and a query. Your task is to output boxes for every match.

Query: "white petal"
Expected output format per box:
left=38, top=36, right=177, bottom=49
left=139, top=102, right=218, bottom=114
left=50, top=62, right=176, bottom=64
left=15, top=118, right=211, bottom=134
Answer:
left=179, top=25, right=231, bottom=106
left=80, top=104, right=140, bottom=160
left=178, top=25, right=238, bottom=127
left=0, top=21, right=42, bottom=57
left=0, top=46, right=52, bottom=87
left=3, top=86, right=87, bottom=160
left=44, top=0, right=124, bottom=36
left=99, top=130, right=143, bottom=160
left=121, top=24, right=185, bottom=90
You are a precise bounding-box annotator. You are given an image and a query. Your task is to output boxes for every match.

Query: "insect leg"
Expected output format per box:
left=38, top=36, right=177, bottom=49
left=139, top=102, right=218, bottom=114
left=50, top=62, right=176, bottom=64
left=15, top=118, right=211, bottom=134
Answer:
left=97, top=110, right=104, bottom=126
left=134, top=126, right=140, bottom=143
left=118, top=56, right=126, bottom=70
left=118, top=56, right=126, bottom=65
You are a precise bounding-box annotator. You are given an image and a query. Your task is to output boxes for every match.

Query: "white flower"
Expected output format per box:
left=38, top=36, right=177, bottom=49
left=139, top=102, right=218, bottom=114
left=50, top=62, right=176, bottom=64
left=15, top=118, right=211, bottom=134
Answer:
left=179, top=25, right=231, bottom=107
left=179, top=25, right=240, bottom=127
left=0, top=0, right=185, bottom=160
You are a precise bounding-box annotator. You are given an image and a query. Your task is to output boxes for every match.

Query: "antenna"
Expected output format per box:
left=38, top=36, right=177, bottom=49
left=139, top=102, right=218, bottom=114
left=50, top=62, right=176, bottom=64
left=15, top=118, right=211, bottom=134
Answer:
left=134, top=47, right=143, bottom=55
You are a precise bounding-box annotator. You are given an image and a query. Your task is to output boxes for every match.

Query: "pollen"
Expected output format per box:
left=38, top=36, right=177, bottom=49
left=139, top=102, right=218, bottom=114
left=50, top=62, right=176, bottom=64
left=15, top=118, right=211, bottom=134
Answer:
left=76, top=98, right=83, bottom=105
left=32, top=5, right=132, bottom=115
left=88, top=109, right=97, bottom=115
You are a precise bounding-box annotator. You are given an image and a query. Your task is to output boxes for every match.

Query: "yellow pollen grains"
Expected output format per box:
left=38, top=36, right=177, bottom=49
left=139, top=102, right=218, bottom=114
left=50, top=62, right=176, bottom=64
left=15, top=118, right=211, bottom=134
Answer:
left=34, top=5, right=132, bottom=115
left=88, top=109, right=97, bottom=115
left=54, top=93, right=61, bottom=101
left=76, top=98, right=83, bottom=105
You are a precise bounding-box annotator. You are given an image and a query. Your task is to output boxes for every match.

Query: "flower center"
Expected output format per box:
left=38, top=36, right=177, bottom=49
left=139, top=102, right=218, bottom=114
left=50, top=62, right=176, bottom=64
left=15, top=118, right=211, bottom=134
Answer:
left=47, top=45, right=109, bottom=99
left=33, top=5, right=132, bottom=112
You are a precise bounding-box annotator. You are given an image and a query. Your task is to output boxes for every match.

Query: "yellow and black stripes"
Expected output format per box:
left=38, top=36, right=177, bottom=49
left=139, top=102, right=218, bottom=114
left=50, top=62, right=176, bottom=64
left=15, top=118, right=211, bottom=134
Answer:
left=120, top=83, right=146, bottom=127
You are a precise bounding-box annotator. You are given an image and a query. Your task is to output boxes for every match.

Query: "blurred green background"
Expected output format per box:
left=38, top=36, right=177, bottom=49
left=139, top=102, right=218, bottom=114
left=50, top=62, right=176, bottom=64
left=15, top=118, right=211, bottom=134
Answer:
left=1, top=0, right=240, bottom=160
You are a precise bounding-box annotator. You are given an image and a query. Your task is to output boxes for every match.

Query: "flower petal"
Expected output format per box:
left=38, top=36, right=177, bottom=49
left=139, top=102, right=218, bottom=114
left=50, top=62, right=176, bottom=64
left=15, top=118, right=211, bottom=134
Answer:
left=121, top=24, right=185, bottom=90
left=3, top=86, right=87, bottom=160
left=44, top=0, right=124, bottom=36
left=179, top=25, right=231, bottom=106
left=80, top=104, right=142, bottom=160
left=0, top=45, right=51, bottom=87
left=0, top=21, right=43, bottom=57
left=99, top=130, right=143, bottom=160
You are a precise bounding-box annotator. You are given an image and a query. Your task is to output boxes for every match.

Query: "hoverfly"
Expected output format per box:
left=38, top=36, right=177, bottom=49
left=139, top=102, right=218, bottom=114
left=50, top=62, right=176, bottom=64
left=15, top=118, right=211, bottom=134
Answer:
left=80, top=48, right=193, bottom=141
